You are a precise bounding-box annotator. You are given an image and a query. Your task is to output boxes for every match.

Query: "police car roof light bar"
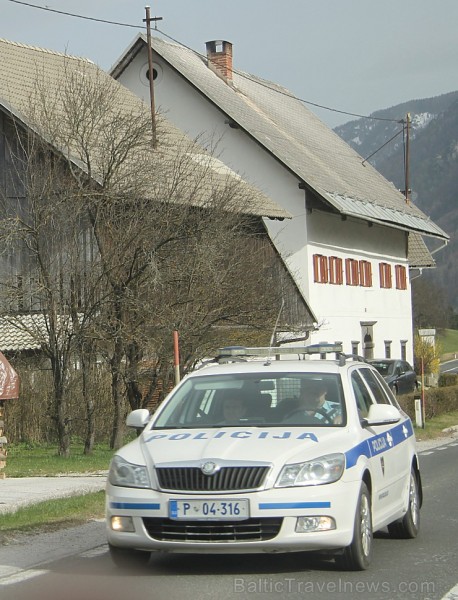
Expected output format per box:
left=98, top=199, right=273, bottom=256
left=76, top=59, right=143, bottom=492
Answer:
left=217, top=343, right=343, bottom=359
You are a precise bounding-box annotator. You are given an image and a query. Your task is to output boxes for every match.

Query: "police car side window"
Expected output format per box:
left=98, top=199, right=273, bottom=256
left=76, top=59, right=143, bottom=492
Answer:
left=359, top=368, right=391, bottom=404
left=351, top=370, right=373, bottom=418
left=371, top=369, right=399, bottom=406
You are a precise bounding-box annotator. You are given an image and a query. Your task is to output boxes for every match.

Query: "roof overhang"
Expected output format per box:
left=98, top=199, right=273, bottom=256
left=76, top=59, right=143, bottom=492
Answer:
left=320, top=191, right=449, bottom=241
left=109, top=33, right=145, bottom=80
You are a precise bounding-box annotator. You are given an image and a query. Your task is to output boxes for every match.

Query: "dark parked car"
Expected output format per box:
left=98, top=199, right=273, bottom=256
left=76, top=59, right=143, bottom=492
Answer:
left=368, top=359, right=418, bottom=395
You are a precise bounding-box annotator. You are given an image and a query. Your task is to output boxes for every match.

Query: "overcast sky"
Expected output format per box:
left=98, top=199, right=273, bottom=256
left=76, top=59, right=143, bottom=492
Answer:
left=2, top=0, right=458, bottom=127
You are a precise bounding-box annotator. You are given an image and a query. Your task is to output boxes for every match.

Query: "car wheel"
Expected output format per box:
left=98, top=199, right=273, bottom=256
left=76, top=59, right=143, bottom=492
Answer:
left=387, top=468, right=420, bottom=539
left=335, top=482, right=373, bottom=571
left=109, top=544, right=151, bottom=569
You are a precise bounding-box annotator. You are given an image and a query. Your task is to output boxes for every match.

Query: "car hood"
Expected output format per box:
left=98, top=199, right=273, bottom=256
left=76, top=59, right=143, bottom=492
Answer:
left=123, top=426, right=354, bottom=469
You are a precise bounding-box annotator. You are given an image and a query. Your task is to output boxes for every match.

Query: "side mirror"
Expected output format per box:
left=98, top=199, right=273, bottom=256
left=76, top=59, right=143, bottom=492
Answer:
left=126, top=409, right=151, bottom=429
left=363, top=404, right=401, bottom=427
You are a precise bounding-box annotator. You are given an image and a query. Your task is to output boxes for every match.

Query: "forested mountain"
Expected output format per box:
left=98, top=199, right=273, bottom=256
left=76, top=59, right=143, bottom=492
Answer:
left=335, top=92, right=458, bottom=310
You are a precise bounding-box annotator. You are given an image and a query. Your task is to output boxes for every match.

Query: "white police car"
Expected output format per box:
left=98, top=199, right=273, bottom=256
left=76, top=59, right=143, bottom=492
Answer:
left=106, top=344, right=422, bottom=570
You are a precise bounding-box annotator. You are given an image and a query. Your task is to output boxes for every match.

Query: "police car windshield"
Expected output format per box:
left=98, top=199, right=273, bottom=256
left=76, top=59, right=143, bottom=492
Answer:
left=153, top=373, right=345, bottom=428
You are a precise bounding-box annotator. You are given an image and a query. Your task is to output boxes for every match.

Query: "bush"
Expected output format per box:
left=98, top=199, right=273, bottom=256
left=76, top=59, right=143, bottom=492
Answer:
left=438, top=372, right=458, bottom=387
left=398, top=385, right=458, bottom=421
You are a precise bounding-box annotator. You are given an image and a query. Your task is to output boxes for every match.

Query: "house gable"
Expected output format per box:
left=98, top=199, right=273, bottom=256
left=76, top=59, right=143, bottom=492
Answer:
left=112, top=35, right=448, bottom=243
left=111, top=34, right=446, bottom=363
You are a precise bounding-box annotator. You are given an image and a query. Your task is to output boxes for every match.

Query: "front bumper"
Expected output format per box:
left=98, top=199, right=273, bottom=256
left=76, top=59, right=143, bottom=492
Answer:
left=106, top=480, right=361, bottom=554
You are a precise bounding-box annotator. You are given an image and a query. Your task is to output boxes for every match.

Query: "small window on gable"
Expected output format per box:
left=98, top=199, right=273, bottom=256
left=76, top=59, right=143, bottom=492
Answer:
left=345, top=258, right=359, bottom=286
left=379, top=262, right=392, bottom=289
left=395, top=265, right=407, bottom=290
left=313, top=254, right=328, bottom=283
left=329, top=256, right=343, bottom=285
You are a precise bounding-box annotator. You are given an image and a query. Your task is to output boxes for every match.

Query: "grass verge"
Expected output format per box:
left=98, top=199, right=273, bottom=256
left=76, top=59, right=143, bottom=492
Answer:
left=5, top=443, right=114, bottom=477
left=0, top=491, right=105, bottom=538
left=438, top=328, right=458, bottom=356
left=413, top=409, right=458, bottom=441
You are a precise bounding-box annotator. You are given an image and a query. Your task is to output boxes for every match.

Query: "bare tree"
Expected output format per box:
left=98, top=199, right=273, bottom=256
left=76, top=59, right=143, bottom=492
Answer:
left=0, top=59, right=287, bottom=451
left=0, top=125, right=93, bottom=456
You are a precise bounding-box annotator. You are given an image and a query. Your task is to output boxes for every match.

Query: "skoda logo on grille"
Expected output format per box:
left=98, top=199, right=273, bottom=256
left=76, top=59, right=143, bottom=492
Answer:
left=201, top=461, right=219, bottom=476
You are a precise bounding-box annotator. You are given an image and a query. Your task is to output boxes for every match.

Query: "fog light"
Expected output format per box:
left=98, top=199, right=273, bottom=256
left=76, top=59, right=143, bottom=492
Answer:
left=111, top=516, right=135, bottom=532
left=295, top=516, right=336, bottom=532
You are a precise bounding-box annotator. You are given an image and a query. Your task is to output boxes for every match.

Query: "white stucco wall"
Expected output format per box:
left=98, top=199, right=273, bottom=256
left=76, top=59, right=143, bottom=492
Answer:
left=306, top=211, right=413, bottom=362
left=115, top=49, right=414, bottom=363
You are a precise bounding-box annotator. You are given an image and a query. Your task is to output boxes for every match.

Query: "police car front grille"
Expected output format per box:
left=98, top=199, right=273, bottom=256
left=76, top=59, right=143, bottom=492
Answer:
left=143, top=517, right=283, bottom=542
left=156, top=466, right=269, bottom=491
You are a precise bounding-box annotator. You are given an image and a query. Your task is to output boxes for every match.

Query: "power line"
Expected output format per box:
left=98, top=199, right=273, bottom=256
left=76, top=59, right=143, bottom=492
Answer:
left=361, top=127, right=405, bottom=165
left=155, top=28, right=402, bottom=125
left=6, top=0, right=404, bottom=125
left=6, top=0, right=141, bottom=28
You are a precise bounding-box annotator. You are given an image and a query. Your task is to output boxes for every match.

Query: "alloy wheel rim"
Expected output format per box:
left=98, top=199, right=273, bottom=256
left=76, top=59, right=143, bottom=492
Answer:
left=410, top=474, right=419, bottom=527
left=360, top=494, right=372, bottom=557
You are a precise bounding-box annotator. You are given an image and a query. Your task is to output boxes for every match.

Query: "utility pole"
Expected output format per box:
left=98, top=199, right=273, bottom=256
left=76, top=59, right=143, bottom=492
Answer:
left=404, top=112, right=411, bottom=204
left=143, top=5, right=163, bottom=148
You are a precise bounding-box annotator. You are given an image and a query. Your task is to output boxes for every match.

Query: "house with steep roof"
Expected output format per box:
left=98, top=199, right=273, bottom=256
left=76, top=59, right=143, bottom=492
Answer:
left=0, top=38, right=316, bottom=355
left=111, top=35, right=449, bottom=362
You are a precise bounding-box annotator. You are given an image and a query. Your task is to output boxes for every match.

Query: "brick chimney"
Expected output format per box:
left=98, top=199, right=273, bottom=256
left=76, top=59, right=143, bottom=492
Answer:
left=205, top=40, right=233, bottom=82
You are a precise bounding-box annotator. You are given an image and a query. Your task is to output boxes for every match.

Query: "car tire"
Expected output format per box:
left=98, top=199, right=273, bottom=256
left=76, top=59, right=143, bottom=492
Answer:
left=109, top=544, right=151, bottom=569
left=387, top=468, right=420, bottom=539
left=335, top=482, right=373, bottom=571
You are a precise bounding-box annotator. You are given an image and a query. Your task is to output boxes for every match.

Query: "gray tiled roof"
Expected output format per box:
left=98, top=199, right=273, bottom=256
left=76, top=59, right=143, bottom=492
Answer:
left=407, top=233, right=436, bottom=268
left=0, top=38, right=289, bottom=220
left=121, top=35, right=448, bottom=242
left=0, top=313, right=83, bottom=353
left=0, top=315, right=45, bottom=352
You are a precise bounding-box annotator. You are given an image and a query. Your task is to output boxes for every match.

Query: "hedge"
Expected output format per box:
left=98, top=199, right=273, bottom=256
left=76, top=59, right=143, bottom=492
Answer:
left=439, top=372, right=458, bottom=387
left=398, top=385, right=458, bottom=421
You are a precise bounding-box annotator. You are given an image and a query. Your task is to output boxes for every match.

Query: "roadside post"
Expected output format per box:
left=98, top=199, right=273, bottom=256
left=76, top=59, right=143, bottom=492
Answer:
left=414, top=395, right=423, bottom=429
left=173, top=330, right=181, bottom=386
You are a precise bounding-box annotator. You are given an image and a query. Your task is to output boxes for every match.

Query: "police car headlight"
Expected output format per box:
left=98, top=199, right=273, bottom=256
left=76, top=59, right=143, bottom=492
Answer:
left=108, top=456, right=151, bottom=488
left=276, top=453, right=345, bottom=487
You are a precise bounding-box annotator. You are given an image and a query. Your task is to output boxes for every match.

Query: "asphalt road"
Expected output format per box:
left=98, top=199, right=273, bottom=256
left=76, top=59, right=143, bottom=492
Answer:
left=1, top=441, right=458, bottom=600
left=440, top=359, right=458, bottom=374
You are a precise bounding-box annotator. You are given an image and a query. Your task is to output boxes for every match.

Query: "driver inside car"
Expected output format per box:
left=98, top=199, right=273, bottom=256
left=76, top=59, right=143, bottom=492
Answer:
left=283, top=379, right=341, bottom=424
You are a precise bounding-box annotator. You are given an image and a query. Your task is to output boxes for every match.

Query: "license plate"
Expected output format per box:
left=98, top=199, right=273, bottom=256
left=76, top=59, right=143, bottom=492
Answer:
left=169, top=499, right=249, bottom=520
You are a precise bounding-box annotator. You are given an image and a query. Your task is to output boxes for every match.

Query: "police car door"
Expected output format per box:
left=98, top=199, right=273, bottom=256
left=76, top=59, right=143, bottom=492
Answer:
left=350, top=368, right=408, bottom=525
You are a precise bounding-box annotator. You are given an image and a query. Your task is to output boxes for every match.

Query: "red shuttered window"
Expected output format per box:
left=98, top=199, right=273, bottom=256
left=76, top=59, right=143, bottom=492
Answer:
left=345, top=258, right=359, bottom=286
left=329, top=256, right=343, bottom=285
left=313, top=254, right=328, bottom=283
left=379, top=262, right=392, bottom=289
left=395, top=265, right=407, bottom=290
left=359, top=260, right=372, bottom=287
